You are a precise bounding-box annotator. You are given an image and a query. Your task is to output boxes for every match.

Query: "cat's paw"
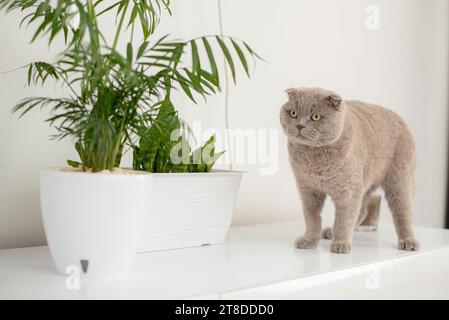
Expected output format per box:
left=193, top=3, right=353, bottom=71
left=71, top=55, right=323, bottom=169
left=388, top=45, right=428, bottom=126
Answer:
left=398, top=237, right=420, bottom=251
left=321, top=227, right=332, bottom=239
left=295, top=236, right=319, bottom=249
left=330, top=240, right=352, bottom=254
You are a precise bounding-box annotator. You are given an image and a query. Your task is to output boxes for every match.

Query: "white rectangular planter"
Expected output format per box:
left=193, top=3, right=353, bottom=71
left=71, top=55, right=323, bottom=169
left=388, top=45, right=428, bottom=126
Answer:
left=138, top=170, right=243, bottom=252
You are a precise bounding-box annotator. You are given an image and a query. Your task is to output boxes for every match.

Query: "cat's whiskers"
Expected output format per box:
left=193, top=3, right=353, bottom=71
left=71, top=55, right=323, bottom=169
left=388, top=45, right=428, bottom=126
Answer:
left=287, top=127, right=299, bottom=137
left=300, top=129, right=315, bottom=140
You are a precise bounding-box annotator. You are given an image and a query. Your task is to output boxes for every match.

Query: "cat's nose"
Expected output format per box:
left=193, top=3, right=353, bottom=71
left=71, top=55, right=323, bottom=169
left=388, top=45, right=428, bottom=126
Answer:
left=296, top=124, right=304, bottom=131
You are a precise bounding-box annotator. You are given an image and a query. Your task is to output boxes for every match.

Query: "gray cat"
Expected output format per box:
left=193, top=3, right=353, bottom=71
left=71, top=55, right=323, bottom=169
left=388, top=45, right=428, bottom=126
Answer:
left=280, top=87, right=420, bottom=254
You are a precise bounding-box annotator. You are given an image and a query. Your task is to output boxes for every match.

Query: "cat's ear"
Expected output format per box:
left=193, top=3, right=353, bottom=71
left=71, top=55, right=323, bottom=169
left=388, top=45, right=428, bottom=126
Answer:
left=327, top=94, right=343, bottom=111
left=285, top=88, right=297, bottom=100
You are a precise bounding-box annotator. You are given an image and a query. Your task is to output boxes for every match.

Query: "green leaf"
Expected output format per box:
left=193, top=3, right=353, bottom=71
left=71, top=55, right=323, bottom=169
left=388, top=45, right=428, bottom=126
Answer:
left=116, top=0, right=129, bottom=16
left=132, top=100, right=180, bottom=172
left=128, top=5, right=138, bottom=27
left=231, top=39, right=249, bottom=76
left=190, top=40, right=201, bottom=77
left=67, top=159, right=82, bottom=168
left=200, top=134, right=224, bottom=172
left=169, top=135, right=191, bottom=172
left=27, top=64, right=32, bottom=86
left=163, top=73, right=172, bottom=97
left=189, top=145, right=202, bottom=172
left=175, top=71, right=196, bottom=103
left=243, top=41, right=263, bottom=60
left=62, top=25, right=68, bottom=43
left=126, top=42, right=133, bottom=64
left=137, top=6, right=149, bottom=40
left=216, top=36, right=236, bottom=83
left=207, top=150, right=224, bottom=172
left=137, top=41, right=149, bottom=60
left=201, top=37, right=219, bottom=87
left=183, top=68, right=204, bottom=95
left=96, top=1, right=121, bottom=16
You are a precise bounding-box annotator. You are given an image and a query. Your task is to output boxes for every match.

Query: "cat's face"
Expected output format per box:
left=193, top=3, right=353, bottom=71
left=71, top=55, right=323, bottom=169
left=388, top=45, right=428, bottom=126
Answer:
left=280, top=87, right=346, bottom=147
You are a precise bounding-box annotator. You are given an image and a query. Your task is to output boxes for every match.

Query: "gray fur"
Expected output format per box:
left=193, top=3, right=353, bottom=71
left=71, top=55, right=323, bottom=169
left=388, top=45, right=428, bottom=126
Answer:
left=280, top=87, right=420, bottom=254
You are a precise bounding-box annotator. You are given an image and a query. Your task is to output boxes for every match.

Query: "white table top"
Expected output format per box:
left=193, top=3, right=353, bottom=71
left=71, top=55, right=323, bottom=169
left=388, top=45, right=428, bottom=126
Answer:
left=1, top=221, right=449, bottom=299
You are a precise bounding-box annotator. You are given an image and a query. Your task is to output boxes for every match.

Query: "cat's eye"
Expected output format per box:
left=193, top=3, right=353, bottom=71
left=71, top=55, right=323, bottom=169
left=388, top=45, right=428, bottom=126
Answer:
left=289, top=110, right=297, bottom=118
left=311, top=114, right=322, bottom=122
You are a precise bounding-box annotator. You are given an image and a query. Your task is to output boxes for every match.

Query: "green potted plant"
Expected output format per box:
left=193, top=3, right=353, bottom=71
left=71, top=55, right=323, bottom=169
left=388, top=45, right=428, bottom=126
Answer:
left=1, top=0, right=259, bottom=277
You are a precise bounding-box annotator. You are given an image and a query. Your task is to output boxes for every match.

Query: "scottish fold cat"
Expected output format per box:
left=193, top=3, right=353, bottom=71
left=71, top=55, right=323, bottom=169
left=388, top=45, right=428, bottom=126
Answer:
left=280, top=87, right=420, bottom=254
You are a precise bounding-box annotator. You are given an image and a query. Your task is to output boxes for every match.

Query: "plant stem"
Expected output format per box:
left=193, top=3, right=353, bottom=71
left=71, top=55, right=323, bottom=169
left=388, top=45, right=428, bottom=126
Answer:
left=110, top=105, right=131, bottom=170
left=113, top=0, right=130, bottom=51
left=130, top=21, right=135, bottom=43
left=85, top=0, right=100, bottom=54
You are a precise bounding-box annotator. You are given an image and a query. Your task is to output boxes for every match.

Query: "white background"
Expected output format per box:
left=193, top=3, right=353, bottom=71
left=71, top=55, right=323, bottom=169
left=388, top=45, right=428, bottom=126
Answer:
left=0, top=0, right=448, bottom=249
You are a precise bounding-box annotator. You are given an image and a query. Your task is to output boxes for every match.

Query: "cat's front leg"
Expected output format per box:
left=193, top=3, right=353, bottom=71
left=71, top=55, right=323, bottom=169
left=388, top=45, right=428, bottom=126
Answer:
left=295, top=186, right=326, bottom=250
left=331, top=192, right=363, bottom=254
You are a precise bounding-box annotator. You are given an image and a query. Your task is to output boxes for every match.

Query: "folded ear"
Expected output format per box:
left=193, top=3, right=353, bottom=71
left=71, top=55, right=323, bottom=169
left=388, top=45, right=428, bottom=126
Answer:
left=285, top=88, right=297, bottom=100
left=327, top=94, right=342, bottom=110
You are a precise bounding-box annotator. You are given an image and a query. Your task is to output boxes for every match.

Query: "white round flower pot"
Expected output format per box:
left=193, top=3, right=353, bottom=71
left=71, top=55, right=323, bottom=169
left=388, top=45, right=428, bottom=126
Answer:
left=139, top=170, right=243, bottom=252
left=40, top=168, right=150, bottom=278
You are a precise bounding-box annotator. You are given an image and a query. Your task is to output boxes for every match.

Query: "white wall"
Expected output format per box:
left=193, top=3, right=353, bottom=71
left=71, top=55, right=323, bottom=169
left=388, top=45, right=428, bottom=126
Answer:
left=0, top=0, right=448, bottom=249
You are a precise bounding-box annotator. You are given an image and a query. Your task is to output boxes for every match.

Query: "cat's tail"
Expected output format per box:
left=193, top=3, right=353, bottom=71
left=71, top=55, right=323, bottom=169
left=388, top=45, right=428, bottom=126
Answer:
left=411, top=155, right=416, bottom=198
left=355, top=195, right=381, bottom=231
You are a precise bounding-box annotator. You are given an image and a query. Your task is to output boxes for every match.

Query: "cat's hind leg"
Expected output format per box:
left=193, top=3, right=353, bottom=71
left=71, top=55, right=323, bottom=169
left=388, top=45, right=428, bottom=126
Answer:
left=383, top=164, right=420, bottom=251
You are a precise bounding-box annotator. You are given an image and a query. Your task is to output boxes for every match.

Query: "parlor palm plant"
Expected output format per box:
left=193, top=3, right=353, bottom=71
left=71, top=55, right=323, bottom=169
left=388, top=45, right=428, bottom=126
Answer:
left=1, top=0, right=259, bottom=172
